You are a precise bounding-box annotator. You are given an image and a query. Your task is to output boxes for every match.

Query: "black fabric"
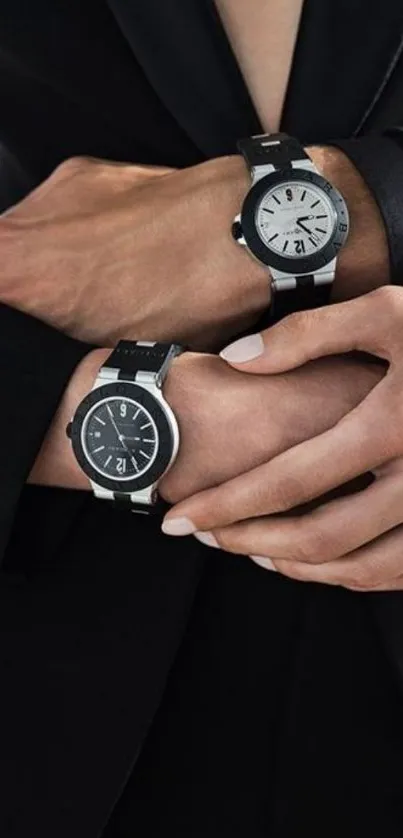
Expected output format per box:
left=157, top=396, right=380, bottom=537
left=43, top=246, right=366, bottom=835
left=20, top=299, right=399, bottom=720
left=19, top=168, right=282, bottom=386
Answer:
left=1, top=1, right=403, bottom=835
left=104, top=556, right=403, bottom=838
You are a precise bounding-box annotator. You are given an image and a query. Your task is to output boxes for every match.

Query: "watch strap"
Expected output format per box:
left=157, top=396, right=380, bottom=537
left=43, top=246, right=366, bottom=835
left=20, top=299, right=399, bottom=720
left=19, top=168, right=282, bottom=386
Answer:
left=238, top=132, right=309, bottom=171
left=105, top=340, right=183, bottom=384
left=97, top=340, right=183, bottom=514
left=269, top=276, right=332, bottom=324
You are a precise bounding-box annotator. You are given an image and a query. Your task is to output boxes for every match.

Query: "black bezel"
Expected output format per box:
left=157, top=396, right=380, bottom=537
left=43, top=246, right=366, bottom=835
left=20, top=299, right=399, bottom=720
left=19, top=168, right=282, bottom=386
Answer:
left=240, top=168, right=349, bottom=275
left=69, top=382, right=174, bottom=492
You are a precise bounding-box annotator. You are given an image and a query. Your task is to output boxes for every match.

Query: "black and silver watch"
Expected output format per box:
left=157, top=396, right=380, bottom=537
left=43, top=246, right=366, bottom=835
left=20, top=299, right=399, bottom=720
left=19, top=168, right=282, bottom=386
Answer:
left=66, top=340, right=183, bottom=513
left=233, top=132, right=350, bottom=322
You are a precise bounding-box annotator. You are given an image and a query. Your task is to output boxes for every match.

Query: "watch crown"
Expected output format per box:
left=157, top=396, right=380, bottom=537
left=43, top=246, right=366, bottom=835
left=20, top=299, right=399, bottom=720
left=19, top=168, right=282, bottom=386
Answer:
left=232, top=220, right=243, bottom=243
left=66, top=421, right=73, bottom=439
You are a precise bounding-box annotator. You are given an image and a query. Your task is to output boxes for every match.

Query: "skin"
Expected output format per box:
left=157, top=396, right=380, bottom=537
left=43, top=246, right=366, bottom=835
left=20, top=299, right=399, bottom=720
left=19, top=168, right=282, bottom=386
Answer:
left=0, top=155, right=268, bottom=351
left=29, top=346, right=383, bottom=507
left=163, top=286, right=403, bottom=593
left=0, top=147, right=389, bottom=523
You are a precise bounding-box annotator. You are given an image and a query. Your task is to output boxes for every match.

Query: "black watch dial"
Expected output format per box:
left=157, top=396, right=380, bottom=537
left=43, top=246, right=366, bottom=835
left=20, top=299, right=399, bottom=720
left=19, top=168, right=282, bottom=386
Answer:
left=83, top=397, right=158, bottom=480
left=256, top=180, right=336, bottom=258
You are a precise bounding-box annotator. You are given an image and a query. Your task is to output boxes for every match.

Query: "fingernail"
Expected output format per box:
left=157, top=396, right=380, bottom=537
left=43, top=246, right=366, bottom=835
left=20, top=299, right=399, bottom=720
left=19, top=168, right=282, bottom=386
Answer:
left=194, top=531, right=220, bottom=549
left=161, top=517, right=196, bottom=536
left=220, top=334, right=264, bottom=363
left=250, top=555, right=277, bottom=572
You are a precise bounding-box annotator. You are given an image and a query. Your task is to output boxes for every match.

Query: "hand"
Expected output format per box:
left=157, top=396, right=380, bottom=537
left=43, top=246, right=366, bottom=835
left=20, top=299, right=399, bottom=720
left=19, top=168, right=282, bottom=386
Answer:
left=0, top=155, right=268, bottom=351
left=29, top=347, right=382, bottom=510
left=162, top=286, right=403, bottom=593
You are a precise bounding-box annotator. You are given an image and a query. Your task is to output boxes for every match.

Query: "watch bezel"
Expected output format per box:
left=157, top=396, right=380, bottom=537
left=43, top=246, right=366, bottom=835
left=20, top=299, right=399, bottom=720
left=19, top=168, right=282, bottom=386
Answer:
left=239, top=168, right=349, bottom=275
left=69, top=381, right=176, bottom=493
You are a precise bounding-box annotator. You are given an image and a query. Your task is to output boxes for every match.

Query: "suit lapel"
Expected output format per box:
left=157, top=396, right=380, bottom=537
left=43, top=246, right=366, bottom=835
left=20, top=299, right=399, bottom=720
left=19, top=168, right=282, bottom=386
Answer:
left=105, top=0, right=259, bottom=158
left=107, top=0, right=403, bottom=154
left=282, top=0, right=403, bottom=141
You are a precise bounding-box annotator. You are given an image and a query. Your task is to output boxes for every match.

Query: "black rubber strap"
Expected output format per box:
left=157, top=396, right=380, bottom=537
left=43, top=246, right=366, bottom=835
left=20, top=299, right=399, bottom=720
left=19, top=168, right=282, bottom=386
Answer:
left=112, top=492, right=170, bottom=517
left=106, top=340, right=182, bottom=382
left=238, top=132, right=309, bottom=171
left=270, top=276, right=331, bottom=324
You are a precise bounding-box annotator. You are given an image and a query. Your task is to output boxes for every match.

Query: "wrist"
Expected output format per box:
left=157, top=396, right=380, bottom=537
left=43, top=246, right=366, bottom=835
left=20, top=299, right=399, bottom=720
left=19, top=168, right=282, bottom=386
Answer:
left=307, top=145, right=389, bottom=300
left=29, top=348, right=110, bottom=490
left=224, top=155, right=271, bottom=315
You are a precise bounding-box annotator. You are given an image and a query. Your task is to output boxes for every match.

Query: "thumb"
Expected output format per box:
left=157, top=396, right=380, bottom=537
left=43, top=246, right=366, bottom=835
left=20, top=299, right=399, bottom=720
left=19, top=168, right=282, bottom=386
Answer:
left=219, top=294, right=385, bottom=375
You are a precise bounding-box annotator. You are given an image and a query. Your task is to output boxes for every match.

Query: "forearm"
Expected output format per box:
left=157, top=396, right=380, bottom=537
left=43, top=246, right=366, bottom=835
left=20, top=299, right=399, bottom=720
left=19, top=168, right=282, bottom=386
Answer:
left=29, top=344, right=384, bottom=500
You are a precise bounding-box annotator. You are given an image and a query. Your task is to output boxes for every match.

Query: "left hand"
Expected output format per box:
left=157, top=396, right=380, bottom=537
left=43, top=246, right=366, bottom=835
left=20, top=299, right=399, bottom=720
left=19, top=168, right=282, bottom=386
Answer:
left=163, top=286, right=403, bottom=593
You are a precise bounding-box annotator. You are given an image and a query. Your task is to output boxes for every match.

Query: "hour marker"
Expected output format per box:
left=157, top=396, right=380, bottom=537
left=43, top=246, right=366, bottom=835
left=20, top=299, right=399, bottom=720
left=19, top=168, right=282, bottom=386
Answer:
left=301, top=190, right=306, bottom=201
left=104, top=455, right=112, bottom=468
left=273, top=195, right=281, bottom=205
left=133, top=408, right=141, bottom=421
left=93, top=445, right=105, bottom=454
left=309, top=237, right=318, bottom=248
left=316, top=215, right=327, bottom=219
left=268, top=233, right=279, bottom=242
left=131, top=456, right=139, bottom=472
left=94, top=416, right=106, bottom=426
left=315, top=228, right=326, bottom=234
left=142, top=439, right=155, bottom=443
left=283, top=240, right=289, bottom=252
left=263, top=208, right=274, bottom=214
left=311, top=200, right=320, bottom=208
left=140, top=450, right=151, bottom=460
left=140, top=422, right=152, bottom=430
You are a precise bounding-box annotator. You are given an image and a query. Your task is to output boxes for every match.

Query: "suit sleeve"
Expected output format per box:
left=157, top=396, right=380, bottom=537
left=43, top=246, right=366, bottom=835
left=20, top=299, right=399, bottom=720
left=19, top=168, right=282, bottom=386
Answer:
left=330, top=131, right=403, bottom=283
left=0, top=303, right=94, bottom=566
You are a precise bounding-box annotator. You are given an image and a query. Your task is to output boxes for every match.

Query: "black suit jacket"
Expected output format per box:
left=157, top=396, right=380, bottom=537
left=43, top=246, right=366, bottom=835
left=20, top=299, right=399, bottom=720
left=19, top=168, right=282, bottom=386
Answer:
left=2, top=2, right=403, bottom=835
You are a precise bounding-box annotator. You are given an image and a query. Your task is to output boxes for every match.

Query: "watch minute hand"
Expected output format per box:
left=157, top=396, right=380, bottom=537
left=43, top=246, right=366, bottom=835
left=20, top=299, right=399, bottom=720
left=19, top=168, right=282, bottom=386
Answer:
left=296, top=219, right=312, bottom=234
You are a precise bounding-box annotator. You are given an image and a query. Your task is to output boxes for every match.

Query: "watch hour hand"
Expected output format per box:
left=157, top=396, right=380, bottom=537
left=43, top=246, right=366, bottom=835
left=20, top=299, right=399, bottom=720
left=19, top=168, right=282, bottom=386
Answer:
left=106, top=404, right=129, bottom=451
left=296, top=218, right=312, bottom=234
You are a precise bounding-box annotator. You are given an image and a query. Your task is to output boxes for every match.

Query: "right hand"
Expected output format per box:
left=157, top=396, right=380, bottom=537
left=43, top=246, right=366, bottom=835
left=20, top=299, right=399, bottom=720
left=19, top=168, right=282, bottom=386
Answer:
left=30, top=349, right=384, bottom=505
left=0, top=155, right=268, bottom=351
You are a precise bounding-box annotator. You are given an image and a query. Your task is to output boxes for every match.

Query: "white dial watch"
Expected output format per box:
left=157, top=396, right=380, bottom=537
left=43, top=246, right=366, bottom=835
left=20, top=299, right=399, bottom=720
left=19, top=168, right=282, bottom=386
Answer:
left=233, top=132, right=350, bottom=322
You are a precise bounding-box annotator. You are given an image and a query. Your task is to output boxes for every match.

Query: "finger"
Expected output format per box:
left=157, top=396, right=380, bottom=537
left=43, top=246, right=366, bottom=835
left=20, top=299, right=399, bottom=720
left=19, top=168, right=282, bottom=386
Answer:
left=220, top=286, right=403, bottom=374
left=163, top=380, right=399, bottom=535
left=197, top=468, right=403, bottom=564
left=348, top=574, right=403, bottom=592
left=270, top=525, right=403, bottom=590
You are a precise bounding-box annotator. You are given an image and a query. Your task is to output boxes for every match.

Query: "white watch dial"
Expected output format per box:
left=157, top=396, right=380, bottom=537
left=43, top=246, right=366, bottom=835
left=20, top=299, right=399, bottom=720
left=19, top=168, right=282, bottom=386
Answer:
left=256, top=181, right=337, bottom=259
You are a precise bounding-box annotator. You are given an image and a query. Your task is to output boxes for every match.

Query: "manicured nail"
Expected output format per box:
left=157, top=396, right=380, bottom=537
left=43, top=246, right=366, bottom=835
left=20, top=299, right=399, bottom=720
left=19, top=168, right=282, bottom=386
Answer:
left=194, top=531, right=219, bottom=549
left=161, top=517, right=196, bottom=536
left=250, top=555, right=277, bottom=572
left=220, top=333, right=264, bottom=363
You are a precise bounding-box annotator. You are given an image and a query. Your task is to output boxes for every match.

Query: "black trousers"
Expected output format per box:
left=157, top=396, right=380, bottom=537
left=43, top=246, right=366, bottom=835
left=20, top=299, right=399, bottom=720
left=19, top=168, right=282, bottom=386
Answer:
left=103, top=553, right=403, bottom=838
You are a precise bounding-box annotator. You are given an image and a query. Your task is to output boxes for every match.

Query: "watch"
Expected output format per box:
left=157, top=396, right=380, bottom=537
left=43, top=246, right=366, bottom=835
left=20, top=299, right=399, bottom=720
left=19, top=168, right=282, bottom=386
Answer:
left=66, top=340, right=183, bottom=513
left=232, top=132, right=350, bottom=322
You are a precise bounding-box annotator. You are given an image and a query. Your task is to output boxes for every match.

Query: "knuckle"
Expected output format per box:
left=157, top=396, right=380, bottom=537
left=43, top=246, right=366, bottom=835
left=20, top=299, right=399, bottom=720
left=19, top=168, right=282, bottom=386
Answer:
left=52, top=155, right=90, bottom=178
left=277, top=561, right=310, bottom=583
left=295, top=520, right=336, bottom=563
left=374, top=285, right=403, bottom=320
left=343, top=564, right=380, bottom=591
left=272, top=473, right=307, bottom=512
left=214, top=529, right=232, bottom=552
left=282, top=310, right=312, bottom=343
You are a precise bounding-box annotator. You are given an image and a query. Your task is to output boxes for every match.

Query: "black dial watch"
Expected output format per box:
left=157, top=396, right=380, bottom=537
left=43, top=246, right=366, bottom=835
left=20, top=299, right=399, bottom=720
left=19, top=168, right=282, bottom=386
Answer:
left=66, top=340, right=183, bottom=513
left=233, top=132, right=350, bottom=322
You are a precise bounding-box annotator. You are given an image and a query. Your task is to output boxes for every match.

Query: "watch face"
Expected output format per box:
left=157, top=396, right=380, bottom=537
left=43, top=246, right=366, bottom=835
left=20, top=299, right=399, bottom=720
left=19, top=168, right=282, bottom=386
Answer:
left=82, top=396, right=158, bottom=481
left=256, top=180, right=337, bottom=259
